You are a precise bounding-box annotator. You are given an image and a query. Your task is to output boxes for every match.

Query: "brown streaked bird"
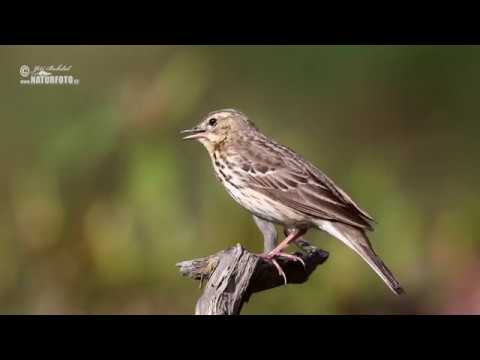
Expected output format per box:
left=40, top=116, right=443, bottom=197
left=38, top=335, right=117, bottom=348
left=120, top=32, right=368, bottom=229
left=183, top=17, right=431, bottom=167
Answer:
left=181, top=109, right=404, bottom=295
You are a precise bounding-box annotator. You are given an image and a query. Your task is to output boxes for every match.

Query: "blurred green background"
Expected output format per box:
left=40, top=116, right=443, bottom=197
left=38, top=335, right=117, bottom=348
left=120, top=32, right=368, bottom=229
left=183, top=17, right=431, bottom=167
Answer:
left=1, top=45, right=479, bottom=314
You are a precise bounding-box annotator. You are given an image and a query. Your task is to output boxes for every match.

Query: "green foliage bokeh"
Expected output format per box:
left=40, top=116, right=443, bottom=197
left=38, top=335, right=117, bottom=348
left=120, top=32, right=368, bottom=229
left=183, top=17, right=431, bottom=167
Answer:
left=1, top=45, right=479, bottom=314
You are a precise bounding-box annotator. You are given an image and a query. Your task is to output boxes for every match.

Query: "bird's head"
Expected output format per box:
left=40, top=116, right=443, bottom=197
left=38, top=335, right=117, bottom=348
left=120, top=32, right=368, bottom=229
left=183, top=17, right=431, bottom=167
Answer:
left=181, top=109, right=256, bottom=151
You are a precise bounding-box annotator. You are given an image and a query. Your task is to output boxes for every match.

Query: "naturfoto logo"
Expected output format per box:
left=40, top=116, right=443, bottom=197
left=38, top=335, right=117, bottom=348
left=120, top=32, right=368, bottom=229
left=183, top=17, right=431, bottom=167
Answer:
left=19, top=64, right=80, bottom=85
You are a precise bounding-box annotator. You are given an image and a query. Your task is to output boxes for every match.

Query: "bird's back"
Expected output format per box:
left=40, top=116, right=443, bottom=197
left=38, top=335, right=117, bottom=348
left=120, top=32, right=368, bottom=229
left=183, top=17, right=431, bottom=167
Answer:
left=212, top=129, right=375, bottom=230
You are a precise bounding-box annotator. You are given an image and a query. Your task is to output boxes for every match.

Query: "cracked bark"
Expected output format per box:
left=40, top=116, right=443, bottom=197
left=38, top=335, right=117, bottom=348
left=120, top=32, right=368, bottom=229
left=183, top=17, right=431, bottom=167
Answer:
left=176, top=240, right=329, bottom=315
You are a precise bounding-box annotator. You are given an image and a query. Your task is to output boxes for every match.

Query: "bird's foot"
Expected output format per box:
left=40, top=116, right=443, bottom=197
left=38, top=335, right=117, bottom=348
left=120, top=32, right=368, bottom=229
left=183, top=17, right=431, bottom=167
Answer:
left=258, top=255, right=287, bottom=285
left=257, top=251, right=306, bottom=285
left=270, top=252, right=307, bottom=269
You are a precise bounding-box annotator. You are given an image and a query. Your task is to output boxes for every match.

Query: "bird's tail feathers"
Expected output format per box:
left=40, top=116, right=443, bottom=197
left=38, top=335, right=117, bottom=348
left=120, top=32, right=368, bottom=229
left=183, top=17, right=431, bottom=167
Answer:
left=316, top=220, right=405, bottom=295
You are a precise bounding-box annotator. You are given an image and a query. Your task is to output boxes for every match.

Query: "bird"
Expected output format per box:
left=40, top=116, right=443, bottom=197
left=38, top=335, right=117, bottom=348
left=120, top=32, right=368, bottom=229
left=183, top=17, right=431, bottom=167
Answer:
left=181, top=109, right=404, bottom=295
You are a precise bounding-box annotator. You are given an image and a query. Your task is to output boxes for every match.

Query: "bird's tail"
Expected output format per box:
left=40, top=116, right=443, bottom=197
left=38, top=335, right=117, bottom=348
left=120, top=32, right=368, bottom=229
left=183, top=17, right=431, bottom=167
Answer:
left=316, top=220, right=405, bottom=295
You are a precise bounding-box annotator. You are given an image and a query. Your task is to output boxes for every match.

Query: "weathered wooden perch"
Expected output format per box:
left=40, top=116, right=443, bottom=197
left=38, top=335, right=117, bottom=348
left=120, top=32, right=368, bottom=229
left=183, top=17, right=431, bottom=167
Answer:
left=176, top=240, right=329, bottom=315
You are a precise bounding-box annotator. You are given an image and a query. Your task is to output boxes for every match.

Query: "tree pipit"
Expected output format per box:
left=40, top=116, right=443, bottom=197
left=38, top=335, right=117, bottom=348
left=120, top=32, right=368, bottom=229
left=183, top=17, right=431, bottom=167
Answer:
left=182, top=109, right=404, bottom=294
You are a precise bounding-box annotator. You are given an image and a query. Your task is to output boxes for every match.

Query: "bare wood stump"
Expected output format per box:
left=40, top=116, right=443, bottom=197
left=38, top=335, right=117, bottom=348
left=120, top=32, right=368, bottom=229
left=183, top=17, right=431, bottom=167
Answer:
left=176, top=240, right=329, bottom=315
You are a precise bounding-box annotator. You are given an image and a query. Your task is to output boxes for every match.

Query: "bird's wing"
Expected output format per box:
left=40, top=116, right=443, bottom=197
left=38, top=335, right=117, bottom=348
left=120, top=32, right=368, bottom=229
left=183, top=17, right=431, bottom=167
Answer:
left=236, top=137, right=375, bottom=230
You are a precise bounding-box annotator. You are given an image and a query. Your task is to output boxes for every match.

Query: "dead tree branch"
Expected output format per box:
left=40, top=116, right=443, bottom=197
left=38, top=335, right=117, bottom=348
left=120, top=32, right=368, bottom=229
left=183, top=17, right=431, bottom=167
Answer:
left=176, top=240, right=329, bottom=315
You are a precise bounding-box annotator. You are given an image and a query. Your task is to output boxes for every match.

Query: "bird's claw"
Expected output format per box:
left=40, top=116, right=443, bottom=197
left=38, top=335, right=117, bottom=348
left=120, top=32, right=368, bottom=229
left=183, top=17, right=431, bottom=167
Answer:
left=258, top=251, right=307, bottom=285
left=270, top=258, right=287, bottom=285
left=271, top=252, right=307, bottom=269
left=258, top=253, right=288, bottom=285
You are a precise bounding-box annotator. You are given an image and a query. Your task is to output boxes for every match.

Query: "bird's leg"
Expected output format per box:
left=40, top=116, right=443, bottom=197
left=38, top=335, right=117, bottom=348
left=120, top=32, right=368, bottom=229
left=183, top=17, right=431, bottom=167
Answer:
left=267, top=228, right=307, bottom=258
left=252, top=215, right=278, bottom=252
left=267, top=227, right=307, bottom=269
left=252, top=216, right=288, bottom=282
left=258, top=228, right=308, bottom=284
left=284, top=227, right=314, bottom=255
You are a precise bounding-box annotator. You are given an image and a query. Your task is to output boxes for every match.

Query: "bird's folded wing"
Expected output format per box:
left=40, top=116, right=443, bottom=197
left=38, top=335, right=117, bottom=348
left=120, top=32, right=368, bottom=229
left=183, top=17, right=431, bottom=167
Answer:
left=303, top=164, right=375, bottom=223
left=243, top=159, right=374, bottom=230
left=232, top=137, right=375, bottom=230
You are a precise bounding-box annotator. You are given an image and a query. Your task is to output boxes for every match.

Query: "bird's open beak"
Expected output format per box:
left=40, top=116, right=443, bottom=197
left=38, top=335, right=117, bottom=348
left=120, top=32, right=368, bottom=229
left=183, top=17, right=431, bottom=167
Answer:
left=180, top=127, right=206, bottom=140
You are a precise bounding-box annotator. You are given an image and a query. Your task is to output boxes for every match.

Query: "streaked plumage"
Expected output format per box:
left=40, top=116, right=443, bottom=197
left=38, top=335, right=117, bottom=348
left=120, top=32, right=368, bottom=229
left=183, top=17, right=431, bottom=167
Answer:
left=182, top=109, right=404, bottom=295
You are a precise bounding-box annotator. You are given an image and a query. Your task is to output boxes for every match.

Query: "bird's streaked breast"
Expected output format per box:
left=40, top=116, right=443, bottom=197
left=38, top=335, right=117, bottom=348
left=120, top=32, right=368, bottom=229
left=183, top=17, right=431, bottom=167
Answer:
left=210, top=150, right=309, bottom=226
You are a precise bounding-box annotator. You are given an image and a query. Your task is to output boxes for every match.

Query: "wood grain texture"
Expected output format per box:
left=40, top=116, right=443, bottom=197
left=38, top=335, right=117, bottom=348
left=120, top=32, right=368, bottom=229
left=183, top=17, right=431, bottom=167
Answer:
left=177, top=240, right=329, bottom=315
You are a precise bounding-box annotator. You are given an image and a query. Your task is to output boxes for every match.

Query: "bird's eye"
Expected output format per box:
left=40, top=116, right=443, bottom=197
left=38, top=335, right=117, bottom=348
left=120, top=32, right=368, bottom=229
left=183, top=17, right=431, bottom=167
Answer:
left=208, top=118, right=217, bottom=127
